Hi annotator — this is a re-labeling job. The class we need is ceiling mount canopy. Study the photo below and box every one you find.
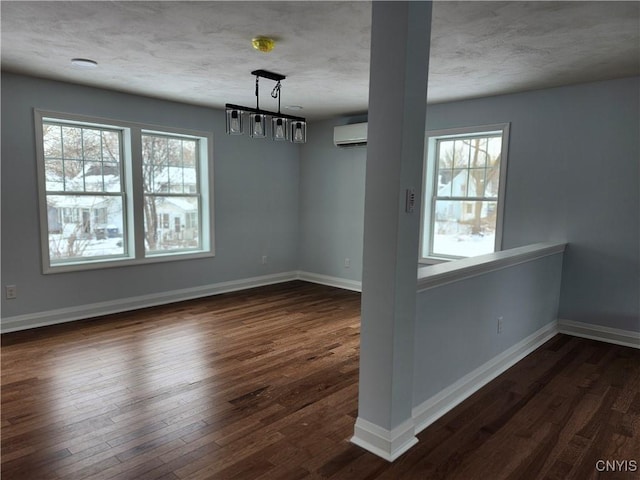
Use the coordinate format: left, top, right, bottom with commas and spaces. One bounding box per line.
251, 36, 276, 53
225, 69, 307, 143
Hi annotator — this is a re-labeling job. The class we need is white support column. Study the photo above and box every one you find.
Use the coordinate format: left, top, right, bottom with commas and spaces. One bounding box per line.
351, 1, 432, 462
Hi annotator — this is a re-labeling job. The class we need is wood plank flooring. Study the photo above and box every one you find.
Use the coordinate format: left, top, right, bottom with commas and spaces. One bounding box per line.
2, 281, 639, 479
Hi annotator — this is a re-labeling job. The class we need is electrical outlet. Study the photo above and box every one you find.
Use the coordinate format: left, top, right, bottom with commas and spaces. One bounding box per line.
497, 316, 504, 334
5, 285, 17, 300
261, 255, 268, 265
344, 258, 351, 268
405, 188, 416, 213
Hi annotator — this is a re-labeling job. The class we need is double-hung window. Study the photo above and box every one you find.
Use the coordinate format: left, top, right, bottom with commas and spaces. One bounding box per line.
421, 124, 509, 261
35, 110, 214, 272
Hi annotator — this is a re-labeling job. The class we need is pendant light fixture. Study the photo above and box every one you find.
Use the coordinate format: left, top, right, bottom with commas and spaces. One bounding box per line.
291, 121, 307, 144
225, 108, 244, 135
250, 113, 267, 138
272, 117, 288, 141
225, 70, 306, 143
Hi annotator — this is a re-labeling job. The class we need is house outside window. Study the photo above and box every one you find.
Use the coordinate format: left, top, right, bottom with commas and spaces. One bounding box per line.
35, 110, 214, 273
421, 123, 509, 261
141, 133, 201, 255
40, 121, 126, 261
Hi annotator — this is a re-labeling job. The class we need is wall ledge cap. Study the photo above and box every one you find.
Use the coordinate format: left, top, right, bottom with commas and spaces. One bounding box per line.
417, 242, 567, 292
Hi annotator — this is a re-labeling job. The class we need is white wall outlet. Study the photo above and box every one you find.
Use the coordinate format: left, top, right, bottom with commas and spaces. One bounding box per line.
344, 258, 351, 268
261, 255, 268, 264
497, 316, 504, 334
5, 285, 17, 300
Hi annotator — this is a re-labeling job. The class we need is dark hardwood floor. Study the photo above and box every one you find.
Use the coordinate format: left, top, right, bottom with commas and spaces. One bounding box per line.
2, 281, 638, 479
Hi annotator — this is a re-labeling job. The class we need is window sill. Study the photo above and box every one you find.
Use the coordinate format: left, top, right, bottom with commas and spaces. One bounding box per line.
44, 250, 215, 274
419, 256, 452, 266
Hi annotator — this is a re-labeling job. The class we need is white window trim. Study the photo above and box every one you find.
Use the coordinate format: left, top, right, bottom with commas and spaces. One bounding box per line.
34, 109, 215, 274
419, 123, 510, 263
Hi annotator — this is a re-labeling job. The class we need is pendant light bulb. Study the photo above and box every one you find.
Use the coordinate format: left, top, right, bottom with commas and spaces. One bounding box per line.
254, 115, 263, 135
230, 112, 240, 131
225, 108, 244, 135
272, 117, 288, 141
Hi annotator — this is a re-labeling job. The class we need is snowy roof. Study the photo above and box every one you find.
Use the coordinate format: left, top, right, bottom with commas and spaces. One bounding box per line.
152, 167, 197, 185
160, 197, 197, 212
47, 195, 110, 209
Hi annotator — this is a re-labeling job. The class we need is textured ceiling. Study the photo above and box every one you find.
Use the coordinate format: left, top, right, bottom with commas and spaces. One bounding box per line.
1, 1, 638, 120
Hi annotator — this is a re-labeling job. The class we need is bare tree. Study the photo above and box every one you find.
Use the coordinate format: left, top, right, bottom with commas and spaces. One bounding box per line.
462, 138, 500, 234
436, 137, 501, 235
43, 124, 124, 259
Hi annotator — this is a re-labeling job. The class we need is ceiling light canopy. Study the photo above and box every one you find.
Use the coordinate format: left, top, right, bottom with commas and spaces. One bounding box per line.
71, 58, 98, 68
225, 70, 307, 143
251, 36, 276, 53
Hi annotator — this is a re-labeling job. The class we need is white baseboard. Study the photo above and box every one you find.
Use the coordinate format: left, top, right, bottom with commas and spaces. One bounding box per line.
351, 417, 418, 462
1, 272, 297, 333
412, 320, 558, 434
558, 319, 639, 349
296, 271, 362, 292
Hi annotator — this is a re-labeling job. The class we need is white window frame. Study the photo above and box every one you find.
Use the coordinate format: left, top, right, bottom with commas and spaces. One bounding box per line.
420, 123, 509, 263
35, 109, 215, 273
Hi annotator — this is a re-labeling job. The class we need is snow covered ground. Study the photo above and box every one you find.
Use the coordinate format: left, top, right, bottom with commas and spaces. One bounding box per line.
432, 233, 495, 258
49, 235, 124, 260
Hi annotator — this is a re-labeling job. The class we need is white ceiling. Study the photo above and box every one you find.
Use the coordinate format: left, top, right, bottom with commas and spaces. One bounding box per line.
1, 1, 638, 121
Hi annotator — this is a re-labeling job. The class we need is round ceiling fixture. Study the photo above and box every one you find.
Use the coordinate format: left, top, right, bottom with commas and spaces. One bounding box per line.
71, 58, 98, 68
251, 37, 276, 53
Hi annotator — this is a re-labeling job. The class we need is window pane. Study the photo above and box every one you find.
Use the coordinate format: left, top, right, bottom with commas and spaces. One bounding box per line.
453, 140, 470, 168
437, 168, 453, 197
167, 166, 184, 193
468, 137, 488, 167
438, 140, 455, 170
84, 162, 103, 192
44, 124, 123, 196
102, 131, 120, 162
142, 136, 164, 194
432, 200, 497, 257
468, 168, 486, 197
183, 140, 196, 167
62, 126, 82, 160
102, 163, 121, 192
63, 160, 84, 191
142, 135, 169, 167
144, 195, 200, 254
485, 166, 500, 197
168, 138, 183, 166
47, 194, 125, 262
487, 137, 502, 163
45, 160, 64, 191
43, 124, 62, 158
449, 168, 467, 197
83, 129, 102, 160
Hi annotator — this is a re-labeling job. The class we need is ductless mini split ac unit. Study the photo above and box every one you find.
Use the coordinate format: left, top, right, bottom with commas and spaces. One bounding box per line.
333, 122, 368, 147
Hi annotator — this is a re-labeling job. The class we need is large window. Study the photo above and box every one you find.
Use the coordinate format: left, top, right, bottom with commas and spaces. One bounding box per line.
35, 111, 213, 272
421, 124, 509, 260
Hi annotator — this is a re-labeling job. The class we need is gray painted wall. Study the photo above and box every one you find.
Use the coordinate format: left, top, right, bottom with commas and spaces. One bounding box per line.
298, 116, 367, 282
1, 73, 300, 318
413, 252, 563, 406
299, 77, 640, 332
427, 77, 639, 332
2, 74, 638, 333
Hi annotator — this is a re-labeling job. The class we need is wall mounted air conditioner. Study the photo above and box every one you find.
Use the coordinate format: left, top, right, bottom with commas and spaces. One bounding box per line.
333, 122, 368, 147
